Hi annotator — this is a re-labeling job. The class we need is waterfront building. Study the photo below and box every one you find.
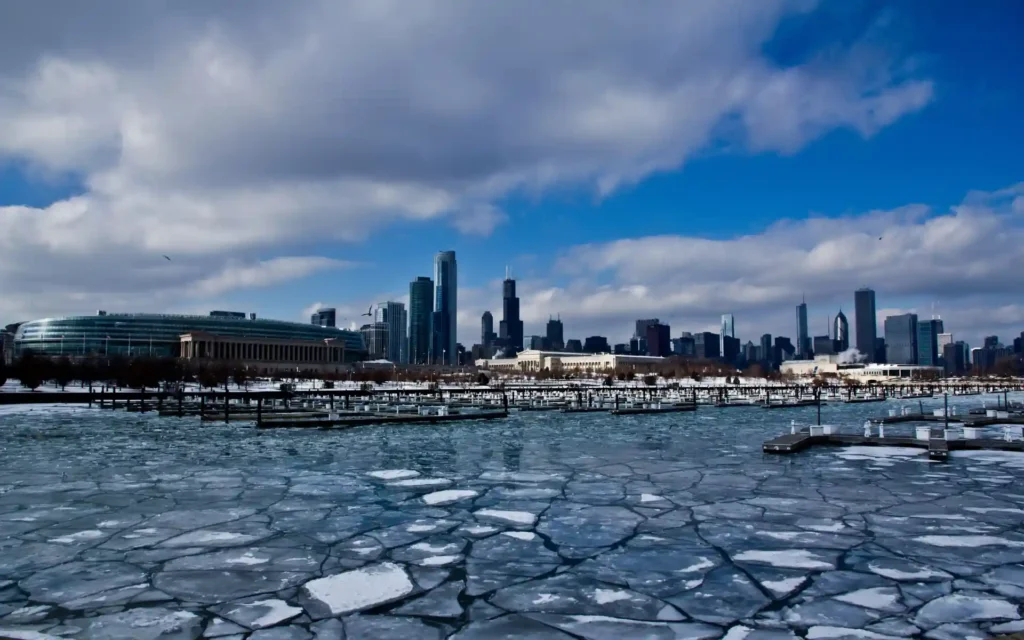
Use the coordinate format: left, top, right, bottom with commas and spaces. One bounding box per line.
376, 302, 408, 364
854, 288, 877, 359
545, 316, 564, 351
477, 349, 665, 373
499, 271, 524, 353
916, 319, 944, 367
645, 322, 671, 357
796, 301, 810, 358
884, 313, 918, 365
433, 251, 458, 365
408, 277, 434, 365
310, 308, 336, 328
14, 311, 366, 361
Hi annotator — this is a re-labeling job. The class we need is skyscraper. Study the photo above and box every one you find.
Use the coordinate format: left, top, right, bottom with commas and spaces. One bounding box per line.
833, 310, 849, 352
883, 313, 918, 365
720, 314, 735, 356
310, 308, 336, 328
546, 316, 564, 351
854, 288, 877, 360
796, 301, 809, 358
499, 270, 524, 353
760, 333, 773, 364
481, 311, 495, 347
917, 319, 944, 367
433, 251, 458, 365
635, 319, 660, 340
376, 301, 408, 364
646, 322, 671, 357
408, 277, 433, 365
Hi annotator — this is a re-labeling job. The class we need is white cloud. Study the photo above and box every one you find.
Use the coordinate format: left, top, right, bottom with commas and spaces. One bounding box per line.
0, 2, 933, 323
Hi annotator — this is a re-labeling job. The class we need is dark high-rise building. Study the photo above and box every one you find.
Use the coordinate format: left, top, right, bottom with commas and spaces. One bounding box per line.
694, 332, 720, 359
546, 316, 564, 351
433, 251, 458, 365
833, 310, 849, 352
796, 301, 810, 358
646, 322, 671, 357
1014, 332, 1024, 355
884, 313, 918, 365
583, 336, 610, 354
613, 343, 629, 355
499, 272, 524, 353
720, 314, 736, 356
916, 319, 944, 367
408, 277, 434, 365
854, 288, 877, 359
565, 339, 583, 353
529, 335, 548, 351
629, 336, 647, 355
743, 341, 757, 364
722, 335, 740, 364
376, 301, 407, 364
759, 334, 773, 363
310, 308, 336, 328
635, 319, 660, 339
874, 337, 887, 364
943, 341, 966, 376
481, 311, 494, 347
813, 335, 835, 356
774, 336, 795, 360
431, 310, 446, 364
675, 332, 696, 357
984, 335, 999, 349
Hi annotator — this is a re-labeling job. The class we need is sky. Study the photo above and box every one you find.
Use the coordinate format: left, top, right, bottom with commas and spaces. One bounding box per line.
1, 1, 1023, 349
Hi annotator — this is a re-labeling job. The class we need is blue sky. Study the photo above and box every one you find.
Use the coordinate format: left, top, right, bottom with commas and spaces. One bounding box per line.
1, 1, 1022, 347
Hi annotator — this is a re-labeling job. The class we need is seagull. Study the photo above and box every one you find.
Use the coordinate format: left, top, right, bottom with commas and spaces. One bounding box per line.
361, 305, 372, 317
878, 237, 882, 241
162, 255, 172, 261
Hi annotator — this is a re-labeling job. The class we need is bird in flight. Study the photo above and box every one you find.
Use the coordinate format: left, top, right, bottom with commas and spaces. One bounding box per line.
162, 255, 172, 261
361, 305, 373, 317
878, 237, 882, 241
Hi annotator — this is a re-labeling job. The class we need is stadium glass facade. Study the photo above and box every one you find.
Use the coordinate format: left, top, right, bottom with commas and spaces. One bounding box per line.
14, 313, 367, 361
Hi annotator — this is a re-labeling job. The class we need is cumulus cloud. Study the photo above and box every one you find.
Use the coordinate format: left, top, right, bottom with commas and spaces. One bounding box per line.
0, 1, 933, 323
455, 186, 1024, 347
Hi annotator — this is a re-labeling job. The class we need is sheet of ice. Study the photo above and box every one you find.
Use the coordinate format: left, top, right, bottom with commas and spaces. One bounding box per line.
721, 626, 753, 640
50, 530, 106, 544
422, 489, 479, 505
640, 493, 666, 503
161, 531, 260, 547
415, 554, 462, 567
951, 450, 1024, 468
0, 631, 65, 640
867, 563, 950, 582
367, 470, 420, 480
734, 550, 834, 570
389, 477, 452, 488
806, 627, 902, 639
474, 508, 538, 525
763, 578, 806, 597
965, 507, 1024, 515
221, 599, 302, 629
915, 594, 1019, 627
914, 535, 1024, 548
301, 562, 415, 617
593, 588, 634, 604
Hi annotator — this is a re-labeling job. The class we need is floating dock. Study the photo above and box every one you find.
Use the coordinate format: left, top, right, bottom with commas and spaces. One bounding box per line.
258, 410, 510, 429
763, 430, 1024, 460
610, 403, 697, 415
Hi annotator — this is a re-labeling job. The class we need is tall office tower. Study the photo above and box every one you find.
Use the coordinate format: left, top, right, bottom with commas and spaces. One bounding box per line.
917, 319, 944, 367
583, 336, 610, 354
635, 319, 660, 339
944, 341, 966, 375
796, 300, 810, 358
498, 270, 524, 353
720, 314, 735, 355
937, 332, 954, 353
694, 332, 721, 359
545, 316, 564, 351
310, 308, 336, 328
645, 322, 671, 357
854, 288, 877, 359
408, 276, 434, 365
376, 302, 408, 364
883, 313, 918, 365
360, 322, 389, 360
433, 251, 458, 365
760, 334, 773, 363
833, 310, 849, 352
481, 311, 494, 347
565, 339, 583, 353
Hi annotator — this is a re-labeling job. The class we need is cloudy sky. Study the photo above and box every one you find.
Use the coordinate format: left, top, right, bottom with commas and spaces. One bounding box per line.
1, 1, 1022, 348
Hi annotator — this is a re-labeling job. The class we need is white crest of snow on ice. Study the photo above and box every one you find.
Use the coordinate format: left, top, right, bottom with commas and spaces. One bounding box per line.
733, 549, 834, 570
224, 552, 270, 566
834, 587, 899, 610
761, 531, 807, 541
406, 523, 440, 533
422, 489, 478, 505
232, 599, 303, 629
721, 625, 753, 640
678, 557, 716, 574
367, 469, 420, 480
0, 630, 67, 640
806, 627, 902, 639
301, 562, 414, 616
415, 555, 462, 567
390, 478, 452, 488
762, 577, 805, 596
867, 563, 950, 581
834, 446, 926, 461
593, 588, 634, 604
50, 530, 105, 544
801, 522, 848, 532
914, 535, 1024, 548
474, 508, 537, 525
502, 531, 537, 541
639, 493, 666, 503
965, 507, 1024, 515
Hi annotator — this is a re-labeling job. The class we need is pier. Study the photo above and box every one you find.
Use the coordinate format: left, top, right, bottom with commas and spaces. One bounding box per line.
763, 425, 1024, 460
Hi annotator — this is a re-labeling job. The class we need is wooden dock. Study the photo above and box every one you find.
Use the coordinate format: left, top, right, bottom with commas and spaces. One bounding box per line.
610, 403, 697, 415
258, 410, 509, 429
844, 396, 887, 404
763, 400, 819, 410
763, 431, 1024, 459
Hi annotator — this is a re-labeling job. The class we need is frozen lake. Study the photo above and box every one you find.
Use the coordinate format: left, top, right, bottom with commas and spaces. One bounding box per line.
1, 395, 1023, 639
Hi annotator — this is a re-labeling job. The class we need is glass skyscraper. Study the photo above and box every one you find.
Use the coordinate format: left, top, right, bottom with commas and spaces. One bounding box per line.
720, 314, 735, 356
499, 274, 524, 353
796, 302, 809, 358
884, 313, 918, 365
833, 309, 849, 352
408, 277, 433, 365
433, 251, 458, 365
376, 301, 408, 364
917, 319, 944, 366
854, 288, 877, 360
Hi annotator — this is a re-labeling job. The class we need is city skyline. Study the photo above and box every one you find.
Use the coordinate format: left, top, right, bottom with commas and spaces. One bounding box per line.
1, 4, 1022, 352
